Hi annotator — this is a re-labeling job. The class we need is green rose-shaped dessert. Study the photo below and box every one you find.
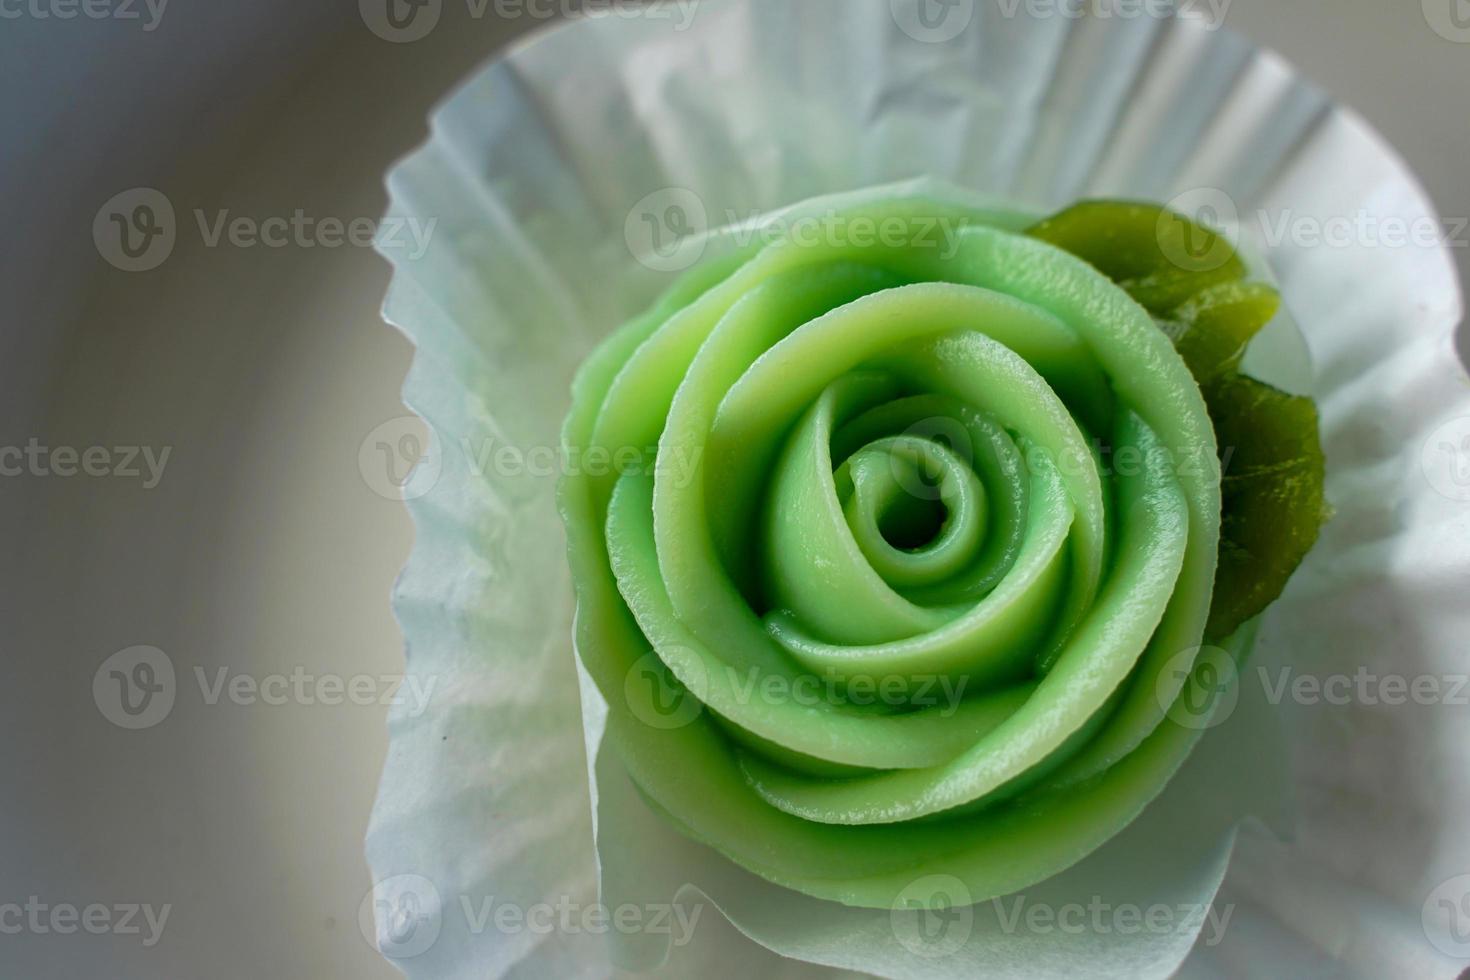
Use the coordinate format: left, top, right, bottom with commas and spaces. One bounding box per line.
559, 184, 1325, 908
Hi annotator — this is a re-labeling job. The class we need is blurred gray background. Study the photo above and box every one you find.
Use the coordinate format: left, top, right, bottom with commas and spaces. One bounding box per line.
0, 1, 1465, 977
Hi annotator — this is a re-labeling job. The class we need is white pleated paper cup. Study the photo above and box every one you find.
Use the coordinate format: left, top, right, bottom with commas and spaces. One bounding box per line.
364, 2, 1470, 977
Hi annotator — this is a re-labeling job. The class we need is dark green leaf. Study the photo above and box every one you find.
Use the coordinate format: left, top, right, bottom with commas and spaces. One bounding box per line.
1028, 201, 1327, 640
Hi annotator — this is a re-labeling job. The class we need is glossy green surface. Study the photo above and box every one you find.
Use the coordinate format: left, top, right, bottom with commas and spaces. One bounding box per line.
559, 187, 1319, 908
1030, 202, 1328, 639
